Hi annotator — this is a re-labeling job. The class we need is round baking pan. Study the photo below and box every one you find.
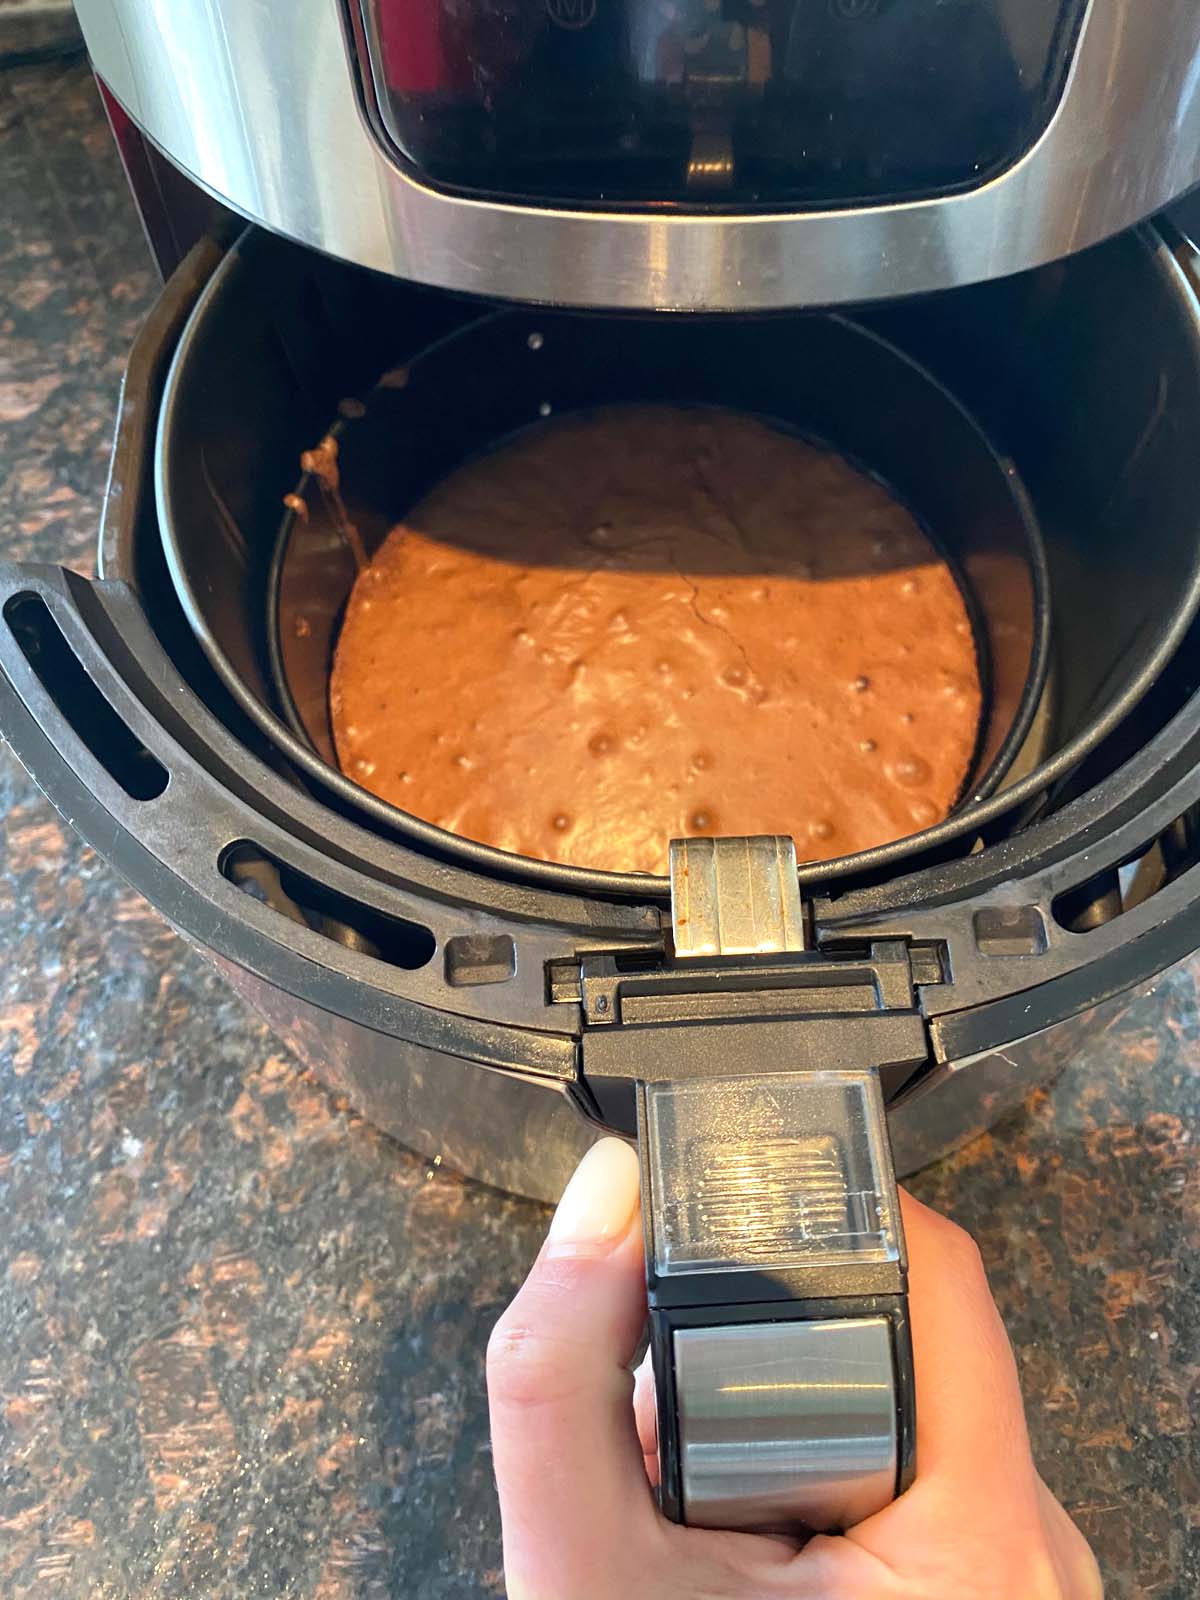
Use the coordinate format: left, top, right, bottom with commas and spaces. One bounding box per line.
262, 309, 1048, 825
158, 258, 1051, 882
154, 226, 1200, 900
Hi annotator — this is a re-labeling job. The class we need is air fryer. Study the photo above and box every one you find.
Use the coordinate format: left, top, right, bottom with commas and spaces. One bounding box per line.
4, 0, 1200, 1540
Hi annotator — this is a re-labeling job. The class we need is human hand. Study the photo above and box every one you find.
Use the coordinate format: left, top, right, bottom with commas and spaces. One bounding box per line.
487, 1138, 1102, 1599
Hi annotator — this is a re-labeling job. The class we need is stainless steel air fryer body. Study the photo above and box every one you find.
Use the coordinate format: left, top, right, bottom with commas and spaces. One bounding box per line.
75, 0, 1200, 310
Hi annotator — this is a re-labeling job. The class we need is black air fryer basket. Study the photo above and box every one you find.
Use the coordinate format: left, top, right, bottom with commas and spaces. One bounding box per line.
4, 219, 1200, 1205
152, 226, 1200, 899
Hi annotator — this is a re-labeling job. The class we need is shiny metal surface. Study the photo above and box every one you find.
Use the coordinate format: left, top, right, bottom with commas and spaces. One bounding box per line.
674, 1316, 898, 1530
669, 835, 806, 958
888, 973, 1163, 1176
210, 952, 598, 1204
76, 0, 1200, 309
216, 944, 1171, 1202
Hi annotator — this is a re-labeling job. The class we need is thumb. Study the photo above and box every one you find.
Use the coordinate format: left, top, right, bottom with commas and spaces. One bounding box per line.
487, 1138, 659, 1599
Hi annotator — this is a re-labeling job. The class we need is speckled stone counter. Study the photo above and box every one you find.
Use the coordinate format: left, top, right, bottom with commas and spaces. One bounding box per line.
0, 57, 1197, 1600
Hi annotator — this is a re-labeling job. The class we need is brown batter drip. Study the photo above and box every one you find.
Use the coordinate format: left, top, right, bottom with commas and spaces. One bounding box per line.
331, 406, 982, 875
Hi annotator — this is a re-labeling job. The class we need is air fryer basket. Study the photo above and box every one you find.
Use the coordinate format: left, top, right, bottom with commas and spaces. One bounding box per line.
153, 226, 1200, 900
6, 219, 1200, 1206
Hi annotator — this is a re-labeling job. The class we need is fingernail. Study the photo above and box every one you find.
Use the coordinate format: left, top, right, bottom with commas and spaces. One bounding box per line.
547, 1137, 640, 1256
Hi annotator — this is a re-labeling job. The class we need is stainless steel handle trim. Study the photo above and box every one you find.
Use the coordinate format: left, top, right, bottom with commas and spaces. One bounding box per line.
673, 1315, 898, 1532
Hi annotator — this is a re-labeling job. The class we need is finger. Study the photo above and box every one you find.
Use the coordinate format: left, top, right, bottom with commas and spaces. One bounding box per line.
849, 1189, 1044, 1560
632, 1348, 660, 1486
898, 1191, 1037, 1492
487, 1139, 660, 1598
1036, 1476, 1104, 1600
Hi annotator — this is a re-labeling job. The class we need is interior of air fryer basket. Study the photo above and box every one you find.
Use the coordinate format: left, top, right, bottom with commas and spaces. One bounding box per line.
141, 225, 1200, 900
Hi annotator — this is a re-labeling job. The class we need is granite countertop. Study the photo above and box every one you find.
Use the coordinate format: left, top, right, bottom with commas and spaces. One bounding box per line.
0, 56, 1196, 1600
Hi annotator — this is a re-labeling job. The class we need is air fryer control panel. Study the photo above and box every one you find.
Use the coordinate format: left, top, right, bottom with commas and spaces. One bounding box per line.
353, 0, 1087, 208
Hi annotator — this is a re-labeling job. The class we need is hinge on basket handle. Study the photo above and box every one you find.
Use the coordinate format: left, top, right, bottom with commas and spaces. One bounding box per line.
571, 831, 929, 1104
628, 836, 917, 1534
669, 834, 808, 957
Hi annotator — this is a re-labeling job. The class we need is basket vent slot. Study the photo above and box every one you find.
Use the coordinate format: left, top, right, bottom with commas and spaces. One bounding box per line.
4, 592, 168, 802
1052, 804, 1200, 933
222, 841, 435, 970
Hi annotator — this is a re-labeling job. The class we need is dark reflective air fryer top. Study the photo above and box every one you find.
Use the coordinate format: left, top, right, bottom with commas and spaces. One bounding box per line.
354, 0, 1088, 207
